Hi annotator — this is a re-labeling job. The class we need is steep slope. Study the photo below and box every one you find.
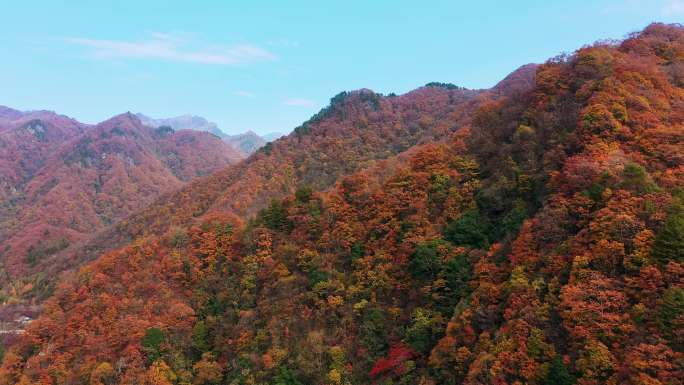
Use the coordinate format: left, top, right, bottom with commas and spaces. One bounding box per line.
492, 63, 539, 96
0, 108, 87, 203
3, 23, 683, 385
62, 85, 495, 277
0, 112, 243, 300
0, 106, 24, 123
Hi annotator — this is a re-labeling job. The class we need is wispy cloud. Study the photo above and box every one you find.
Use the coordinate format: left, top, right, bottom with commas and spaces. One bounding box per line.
283, 98, 316, 107
663, 0, 684, 14
234, 90, 255, 98
603, 0, 684, 16
66, 33, 276, 65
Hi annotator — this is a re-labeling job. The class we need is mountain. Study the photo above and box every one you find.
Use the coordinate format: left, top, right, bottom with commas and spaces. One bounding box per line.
491, 63, 539, 95
3, 23, 683, 385
0, 106, 23, 122
223, 130, 266, 154
0, 65, 535, 313
0, 108, 87, 203
0, 111, 243, 302
57, 84, 497, 282
135, 113, 227, 139
136, 113, 279, 154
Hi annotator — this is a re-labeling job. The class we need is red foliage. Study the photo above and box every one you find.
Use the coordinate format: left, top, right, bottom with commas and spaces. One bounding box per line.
369, 343, 417, 378
3, 22, 684, 385
0, 111, 241, 303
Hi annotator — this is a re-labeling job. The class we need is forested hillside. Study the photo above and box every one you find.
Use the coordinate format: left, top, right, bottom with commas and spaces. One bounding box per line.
3, 22, 684, 385
0, 112, 243, 304
60, 83, 497, 278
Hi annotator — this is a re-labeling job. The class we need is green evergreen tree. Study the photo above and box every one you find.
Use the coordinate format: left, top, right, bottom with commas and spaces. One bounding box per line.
543, 355, 575, 385
652, 204, 684, 264
409, 240, 444, 281
141, 327, 165, 364
658, 288, 684, 342
192, 321, 210, 354
272, 367, 303, 385
260, 200, 293, 232
444, 210, 490, 249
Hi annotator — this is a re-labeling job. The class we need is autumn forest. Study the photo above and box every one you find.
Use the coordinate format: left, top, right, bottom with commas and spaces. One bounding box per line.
1, 20, 684, 385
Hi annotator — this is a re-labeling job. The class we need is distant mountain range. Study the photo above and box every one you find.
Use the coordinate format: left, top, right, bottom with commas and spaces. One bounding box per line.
0, 108, 243, 289
136, 113, 283, 154
135, 113, 225, 138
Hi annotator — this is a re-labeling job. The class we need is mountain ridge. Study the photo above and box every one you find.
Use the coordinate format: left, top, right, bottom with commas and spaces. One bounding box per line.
1, 23, 683, 385
57, 82, 500, 280
0, 109, 243, 294
136, 112, 284, 155
32, 63, 540, 295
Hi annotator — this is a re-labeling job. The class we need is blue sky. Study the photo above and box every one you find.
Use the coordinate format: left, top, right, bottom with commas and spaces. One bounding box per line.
0, 1, 682, 135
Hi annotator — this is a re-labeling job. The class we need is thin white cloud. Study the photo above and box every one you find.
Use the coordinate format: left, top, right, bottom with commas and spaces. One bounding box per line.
235, 90, 255, 98
283, 98, 316, 107
603, 0, 684, 16
66, 33, 276, 65
663, 0, 684, 14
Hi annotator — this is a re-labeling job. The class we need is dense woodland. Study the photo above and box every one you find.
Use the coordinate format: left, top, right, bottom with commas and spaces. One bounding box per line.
1, 23, 684, 385
0, 112, 243, 304
57, 82, 491, 287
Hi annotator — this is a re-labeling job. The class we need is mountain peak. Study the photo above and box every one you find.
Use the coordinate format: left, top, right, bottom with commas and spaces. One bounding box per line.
136, 113, 225, 138
136, 113, 279, 154
101, 111, 144, 129
492, 63, 539, 95
223, 130, 266, 154
0, 105, 23, 119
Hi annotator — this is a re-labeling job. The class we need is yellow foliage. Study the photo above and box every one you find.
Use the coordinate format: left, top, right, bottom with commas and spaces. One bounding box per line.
327, 295, 344, 308
144, 361, 177, 385
327, 368, 342, 384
